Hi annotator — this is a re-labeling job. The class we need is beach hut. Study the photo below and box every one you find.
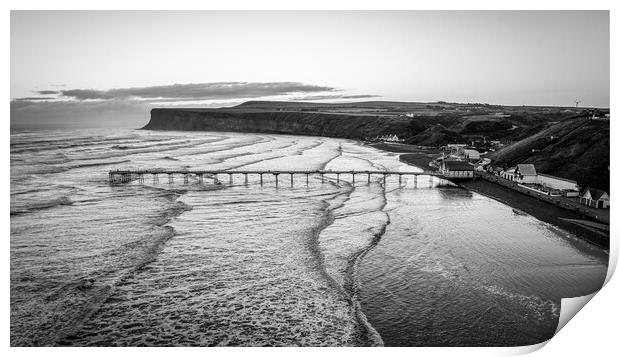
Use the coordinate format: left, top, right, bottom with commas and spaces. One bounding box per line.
580, 187, 610, 209
502, 167, 516, 181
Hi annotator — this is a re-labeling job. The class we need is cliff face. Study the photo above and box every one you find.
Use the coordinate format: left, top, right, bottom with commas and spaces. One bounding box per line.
143, 108, 410, 139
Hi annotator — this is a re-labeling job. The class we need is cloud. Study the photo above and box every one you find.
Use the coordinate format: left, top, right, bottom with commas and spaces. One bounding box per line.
35, 90, 60, 95
57, 82, 339, 101
11, 81, 378, 128
14, 96, 58, 101
61, 89, 111, 100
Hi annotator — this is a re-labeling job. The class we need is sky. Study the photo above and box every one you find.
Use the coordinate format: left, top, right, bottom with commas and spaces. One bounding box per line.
10, 11, 610, 128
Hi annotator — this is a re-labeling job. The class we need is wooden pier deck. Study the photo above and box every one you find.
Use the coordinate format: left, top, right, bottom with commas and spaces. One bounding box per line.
108, 169, 445, 186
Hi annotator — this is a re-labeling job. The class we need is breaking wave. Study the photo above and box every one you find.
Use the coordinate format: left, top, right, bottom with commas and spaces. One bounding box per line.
11, 196, 74, 215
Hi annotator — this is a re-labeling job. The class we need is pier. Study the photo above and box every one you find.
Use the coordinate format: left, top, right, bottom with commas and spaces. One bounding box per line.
108, 169, 446, 186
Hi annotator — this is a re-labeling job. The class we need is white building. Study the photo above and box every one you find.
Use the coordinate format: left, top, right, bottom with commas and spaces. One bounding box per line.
462, 149, 480, 161
440, 160, 474, 179
514, 164, 537, 184
502, 167, 516, 181
537, 173, 579, 191
446, 144, 467, 151
580, 187, 610, 209
376, 134, 402, 142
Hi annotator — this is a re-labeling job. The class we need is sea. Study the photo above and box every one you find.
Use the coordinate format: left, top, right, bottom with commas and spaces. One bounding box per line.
10, 128, 608, 346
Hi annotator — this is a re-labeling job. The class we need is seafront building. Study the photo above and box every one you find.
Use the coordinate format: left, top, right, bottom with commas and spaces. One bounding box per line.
580, 187, 610, 208
514, 164, 538, 184
444, 145, 480, 162
501, 167, 516, 181
439, 160, 474, 178
462, 149, 481, 161
494, 164, 580, 197
537, 173, 580, 192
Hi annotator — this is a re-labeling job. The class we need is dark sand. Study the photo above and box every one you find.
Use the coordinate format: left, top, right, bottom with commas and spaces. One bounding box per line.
460, 179, 609, 249
371, 142, 609, 250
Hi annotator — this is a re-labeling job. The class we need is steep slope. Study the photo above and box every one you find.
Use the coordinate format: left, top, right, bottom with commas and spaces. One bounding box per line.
405, 124, 464, 146
488, 118, 610, 191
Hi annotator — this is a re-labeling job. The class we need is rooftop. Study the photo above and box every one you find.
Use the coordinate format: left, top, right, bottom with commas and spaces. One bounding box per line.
582, 187, 609, 201
443, 160, 474, 171
516, 164, 537, 176
538, 172, 578, 184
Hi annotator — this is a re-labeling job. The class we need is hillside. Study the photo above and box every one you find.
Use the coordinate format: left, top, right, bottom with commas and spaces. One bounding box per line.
488, 118, 610, 192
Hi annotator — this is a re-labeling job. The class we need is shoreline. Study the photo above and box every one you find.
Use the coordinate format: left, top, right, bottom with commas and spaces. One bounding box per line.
370, 142, 609, 250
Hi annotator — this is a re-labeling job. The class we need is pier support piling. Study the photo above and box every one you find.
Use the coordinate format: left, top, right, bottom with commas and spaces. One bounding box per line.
108, 170, 442, 188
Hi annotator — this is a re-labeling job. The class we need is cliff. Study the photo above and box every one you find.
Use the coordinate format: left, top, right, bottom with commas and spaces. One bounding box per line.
143, 108, 411, 139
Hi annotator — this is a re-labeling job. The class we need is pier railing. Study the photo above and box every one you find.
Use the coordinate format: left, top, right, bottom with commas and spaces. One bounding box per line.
108, 169, 443, 186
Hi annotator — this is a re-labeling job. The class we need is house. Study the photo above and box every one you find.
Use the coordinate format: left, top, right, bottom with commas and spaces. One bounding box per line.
489, 166, 503, 176
514, 164, 537, 184
439, 160, 474, 179
537, 173, 579, 191
446, 144, 467, 151
462, 149, 480, 161
375, 134, 402, 142
580, 187, 610, 209
502, 167, 516, 181
490, 140, 503, 148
